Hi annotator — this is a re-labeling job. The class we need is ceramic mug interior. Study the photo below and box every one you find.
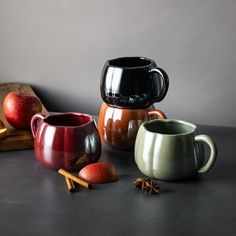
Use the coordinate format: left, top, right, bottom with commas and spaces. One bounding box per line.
44, 113, 92, 127
143, 120, 196, 135
108, 57, 153, 68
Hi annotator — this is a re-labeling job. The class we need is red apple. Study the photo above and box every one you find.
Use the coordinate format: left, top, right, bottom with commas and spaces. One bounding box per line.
78, 162, 118, 184
3, 92, 42, 129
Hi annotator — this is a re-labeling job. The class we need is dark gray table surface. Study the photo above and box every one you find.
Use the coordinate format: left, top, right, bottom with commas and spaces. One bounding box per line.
0, 124, 236, 236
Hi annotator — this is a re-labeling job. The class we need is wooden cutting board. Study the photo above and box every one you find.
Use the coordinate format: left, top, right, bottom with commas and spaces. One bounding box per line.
0, 82, 48, 151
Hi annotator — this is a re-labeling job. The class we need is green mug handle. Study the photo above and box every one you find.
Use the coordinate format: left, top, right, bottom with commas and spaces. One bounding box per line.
194, 134, 217, 173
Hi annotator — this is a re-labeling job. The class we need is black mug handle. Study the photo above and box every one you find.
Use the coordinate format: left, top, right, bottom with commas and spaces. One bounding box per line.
150, 67, 169, 103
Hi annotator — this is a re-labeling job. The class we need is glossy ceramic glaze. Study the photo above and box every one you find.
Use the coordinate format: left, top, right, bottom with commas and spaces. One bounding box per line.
31, 113, 101, 171
135, 119, 217, 181
98, 102, 167, 150
100, 57, 169, 108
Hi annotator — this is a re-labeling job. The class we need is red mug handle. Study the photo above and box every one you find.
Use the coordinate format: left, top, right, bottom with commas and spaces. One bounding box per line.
147, 109, 167, 120
31, 113, 45, 138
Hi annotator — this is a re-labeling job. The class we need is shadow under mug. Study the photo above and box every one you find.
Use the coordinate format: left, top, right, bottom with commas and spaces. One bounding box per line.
100, 57, 169, 109
135, 119, 217, 181
98, 102, 167, 150
31, 112, 101, 171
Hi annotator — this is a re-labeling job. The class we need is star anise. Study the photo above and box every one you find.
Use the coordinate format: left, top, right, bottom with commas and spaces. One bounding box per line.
133, 178, 160, 194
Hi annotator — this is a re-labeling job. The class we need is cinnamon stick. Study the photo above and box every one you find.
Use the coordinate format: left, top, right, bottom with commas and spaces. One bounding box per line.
58, 169, 92, 189
65, 177, 75, 193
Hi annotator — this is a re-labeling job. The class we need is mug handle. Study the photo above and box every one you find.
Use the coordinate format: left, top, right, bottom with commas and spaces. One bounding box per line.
150, 67, 169, 103
147, 109, 167, 119
31, 113, 45, 138
194, 134, 217, 173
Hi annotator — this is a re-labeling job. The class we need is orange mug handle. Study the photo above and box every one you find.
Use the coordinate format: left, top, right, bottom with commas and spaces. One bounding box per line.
31, 113, 46, 138
147, 109, 167, 120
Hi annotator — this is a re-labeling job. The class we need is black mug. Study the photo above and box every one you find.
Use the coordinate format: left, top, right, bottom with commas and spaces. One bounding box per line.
100, 57, 169, 109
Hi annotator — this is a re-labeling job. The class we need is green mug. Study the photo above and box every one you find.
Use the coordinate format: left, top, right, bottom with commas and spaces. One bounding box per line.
134, 119, 217, 181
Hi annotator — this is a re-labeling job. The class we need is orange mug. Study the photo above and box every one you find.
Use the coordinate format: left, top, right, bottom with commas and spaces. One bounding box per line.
98, 102, 167, 150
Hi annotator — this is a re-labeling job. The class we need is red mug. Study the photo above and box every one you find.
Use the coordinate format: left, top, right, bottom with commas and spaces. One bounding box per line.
31, 112, 101, 171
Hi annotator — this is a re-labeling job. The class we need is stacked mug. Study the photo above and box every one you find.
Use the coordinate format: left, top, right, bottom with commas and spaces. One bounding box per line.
98, 57, 169, 150
98, 56, 217, 180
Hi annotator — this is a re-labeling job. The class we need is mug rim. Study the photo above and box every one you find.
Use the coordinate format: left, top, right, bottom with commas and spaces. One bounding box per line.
142, 119, 197, 136
106, 56, 155, 69
43, 112, 94, 129
101, 102, 155, 111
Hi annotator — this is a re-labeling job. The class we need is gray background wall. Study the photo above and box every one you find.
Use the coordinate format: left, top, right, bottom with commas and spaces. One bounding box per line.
0, 0, 235, 127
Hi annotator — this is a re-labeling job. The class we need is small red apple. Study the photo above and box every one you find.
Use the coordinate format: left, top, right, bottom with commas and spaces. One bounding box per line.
78, 162, 118, 184
3, 92, 42, 129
